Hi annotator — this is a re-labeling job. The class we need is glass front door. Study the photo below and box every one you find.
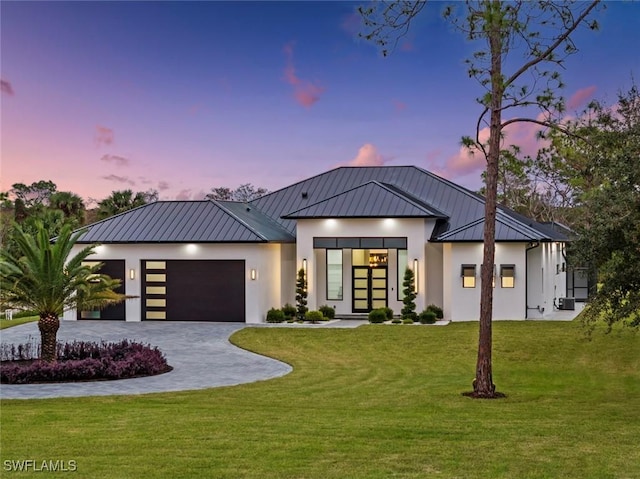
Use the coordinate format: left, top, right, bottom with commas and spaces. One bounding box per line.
352, 266, 388, 312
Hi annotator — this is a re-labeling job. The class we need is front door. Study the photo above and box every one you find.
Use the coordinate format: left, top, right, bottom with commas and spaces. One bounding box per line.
352, 266, 387, 313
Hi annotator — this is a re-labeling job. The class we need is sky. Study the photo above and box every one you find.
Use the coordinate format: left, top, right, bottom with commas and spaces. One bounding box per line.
1, 1, 639, 205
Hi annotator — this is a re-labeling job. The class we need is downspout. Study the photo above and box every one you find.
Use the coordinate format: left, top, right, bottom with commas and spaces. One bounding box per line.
525, 241, 540, 319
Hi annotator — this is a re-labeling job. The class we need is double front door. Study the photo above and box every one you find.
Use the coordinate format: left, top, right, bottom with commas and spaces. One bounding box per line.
352, 266, 388, 313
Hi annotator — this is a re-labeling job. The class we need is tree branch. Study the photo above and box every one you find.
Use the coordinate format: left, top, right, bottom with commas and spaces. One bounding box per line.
504, 1, 600, 90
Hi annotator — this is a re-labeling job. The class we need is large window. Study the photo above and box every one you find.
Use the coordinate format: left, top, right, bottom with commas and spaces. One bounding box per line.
327, 249, 343, 300
397, 249, 408, 300
461, 264, 476, 288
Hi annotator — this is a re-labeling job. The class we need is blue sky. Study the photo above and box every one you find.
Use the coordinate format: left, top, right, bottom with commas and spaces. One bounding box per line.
1, 1, 638, 204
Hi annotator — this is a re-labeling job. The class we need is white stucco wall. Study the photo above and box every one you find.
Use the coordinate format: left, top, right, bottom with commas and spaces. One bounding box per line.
62, 242, 287, 324
442, 242, 527, 321
295, 218, 434, 315
527, 241, 567, 318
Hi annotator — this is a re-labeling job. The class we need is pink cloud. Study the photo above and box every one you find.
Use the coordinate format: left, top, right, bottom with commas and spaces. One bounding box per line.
567, 85, 597, 111
175, 189, 193, 200
95, 126, 114, 146
1, 79, 14, 96
283, 42, 325, 108
101, 174, 135, 186
347, 144, 390, 167
340, 12, 361, 37
158, 181, 170, 191
399, 40, 415, 52
100, 154, 129, 167
392, 99, 407, 112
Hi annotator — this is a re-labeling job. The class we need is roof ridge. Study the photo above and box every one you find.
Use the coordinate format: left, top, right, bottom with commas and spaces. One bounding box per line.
213, 200, 269, 241
218, 200, 294, 240
379, 182, 448, 218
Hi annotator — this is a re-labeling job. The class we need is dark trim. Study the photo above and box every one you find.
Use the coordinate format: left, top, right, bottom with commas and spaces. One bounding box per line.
313, 237, 407, 249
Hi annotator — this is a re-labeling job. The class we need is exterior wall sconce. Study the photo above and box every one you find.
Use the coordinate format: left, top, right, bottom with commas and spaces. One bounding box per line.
413, 259, 419, 293
302, 258, 307, 275
129, 269, 136, 280
250, 269, 257, 281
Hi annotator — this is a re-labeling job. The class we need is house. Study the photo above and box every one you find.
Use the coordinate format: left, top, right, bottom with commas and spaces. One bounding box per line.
63, 166, 571, 323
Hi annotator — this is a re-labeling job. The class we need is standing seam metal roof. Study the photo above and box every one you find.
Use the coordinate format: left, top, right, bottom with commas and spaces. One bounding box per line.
75, 201, 293, 243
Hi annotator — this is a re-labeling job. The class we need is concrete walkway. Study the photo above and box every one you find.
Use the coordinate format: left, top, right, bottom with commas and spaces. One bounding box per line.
0, 321, 296, 400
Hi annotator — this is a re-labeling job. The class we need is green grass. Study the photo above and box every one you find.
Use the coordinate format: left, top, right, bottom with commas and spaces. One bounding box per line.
0, 316, 37, 329
1, 321, 638, 478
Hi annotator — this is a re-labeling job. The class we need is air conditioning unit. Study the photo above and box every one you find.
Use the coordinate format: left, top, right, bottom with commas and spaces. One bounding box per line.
558, 297, 575, 311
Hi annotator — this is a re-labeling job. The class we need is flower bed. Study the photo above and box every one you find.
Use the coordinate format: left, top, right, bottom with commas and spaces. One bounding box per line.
0, 339, 171, 384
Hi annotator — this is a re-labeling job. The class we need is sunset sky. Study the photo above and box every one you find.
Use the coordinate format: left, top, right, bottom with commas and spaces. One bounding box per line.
1, 1, 638, 205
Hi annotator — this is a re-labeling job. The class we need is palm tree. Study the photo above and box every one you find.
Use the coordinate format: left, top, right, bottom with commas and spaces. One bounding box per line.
97, 189, 158, 219
0, 222, 126, 362
49, 191, 86, 225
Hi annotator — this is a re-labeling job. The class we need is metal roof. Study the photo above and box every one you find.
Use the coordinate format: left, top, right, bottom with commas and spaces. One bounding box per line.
282, 181, 448, 219
75, 201, 293, 243
251, 166, 566, 242
76, 166, 568, 244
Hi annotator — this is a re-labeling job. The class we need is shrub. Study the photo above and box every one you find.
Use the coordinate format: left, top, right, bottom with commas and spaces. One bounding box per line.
419, 310, 437, 324
391, 318, 402, 324
0, 339, 170, 384
381, 307, 394, 320
368, 309, 387, 323
401, 267, 417, 321
426, 304, 444, 319
402, 318, 414, 324
266, 308, 285, 323
319, 305, 335, 320
295, 268, 308, 321
282, 303, 297, 320
305, 310, 324, 323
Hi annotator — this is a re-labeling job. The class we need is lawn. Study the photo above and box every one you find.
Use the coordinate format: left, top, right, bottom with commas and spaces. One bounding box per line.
0, 316, 37, 330
0, 321, 638, 478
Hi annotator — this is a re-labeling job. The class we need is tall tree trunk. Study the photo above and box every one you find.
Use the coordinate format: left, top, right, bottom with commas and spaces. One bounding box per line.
38, 313, 60, 363
473, 0, 503, 398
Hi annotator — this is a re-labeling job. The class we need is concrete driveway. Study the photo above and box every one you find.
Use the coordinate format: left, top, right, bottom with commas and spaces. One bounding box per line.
0, 321, 293, 400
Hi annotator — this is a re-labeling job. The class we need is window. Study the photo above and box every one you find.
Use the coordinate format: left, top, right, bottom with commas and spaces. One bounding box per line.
461, 264, 476, 288
398, 249, 408, 300
500, 264, 515, 288
327, 249, 343, 300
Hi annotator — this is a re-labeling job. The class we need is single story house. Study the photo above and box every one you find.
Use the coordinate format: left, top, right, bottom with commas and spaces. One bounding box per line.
64, 166, 572, 323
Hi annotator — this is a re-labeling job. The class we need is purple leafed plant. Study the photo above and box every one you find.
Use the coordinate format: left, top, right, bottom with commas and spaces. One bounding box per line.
0, 339, 171, 384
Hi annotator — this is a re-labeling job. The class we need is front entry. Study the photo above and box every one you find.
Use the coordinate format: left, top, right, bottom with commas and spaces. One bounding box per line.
352, 266, 388, 313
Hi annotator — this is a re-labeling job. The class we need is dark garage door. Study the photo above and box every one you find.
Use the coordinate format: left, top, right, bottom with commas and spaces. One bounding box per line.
78, 260, 126, 320
142, 260, 245, 322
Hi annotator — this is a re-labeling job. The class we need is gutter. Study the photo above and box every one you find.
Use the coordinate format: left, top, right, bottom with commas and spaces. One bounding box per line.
525, 240, 540, 319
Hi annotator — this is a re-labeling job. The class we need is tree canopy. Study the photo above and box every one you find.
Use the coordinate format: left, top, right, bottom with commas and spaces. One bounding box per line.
205, 184, 268, 202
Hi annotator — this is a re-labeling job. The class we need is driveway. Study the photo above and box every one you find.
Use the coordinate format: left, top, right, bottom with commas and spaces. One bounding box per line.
0, 321, 293, 400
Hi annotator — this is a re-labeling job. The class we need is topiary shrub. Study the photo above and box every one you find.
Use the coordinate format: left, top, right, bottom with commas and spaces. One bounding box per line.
381, 307, 394, 320
1, 339, 170, 384
305, 310, 324, 324
266, 307, 285, 323
368, 309, 387, 323
426, 304, 444, 319
401, 267, 417, 321
295, 268, 308, 321
419, 310, 437, 324
282, 303, 297, 320
402, 318, 414, 324
319, 305, 335, 320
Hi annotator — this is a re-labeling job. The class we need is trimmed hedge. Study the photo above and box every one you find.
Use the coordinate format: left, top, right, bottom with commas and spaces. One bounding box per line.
419, 310, 438, 324
0, 339, 171, 384
305, 310, 324, 323
266, 308, 285, 323
318, 305, 335, 320
368, 309, 387, 324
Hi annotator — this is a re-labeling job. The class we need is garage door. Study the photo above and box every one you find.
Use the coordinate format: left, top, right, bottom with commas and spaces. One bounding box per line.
142, 260, 245, 322
78, 260, 126, 320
